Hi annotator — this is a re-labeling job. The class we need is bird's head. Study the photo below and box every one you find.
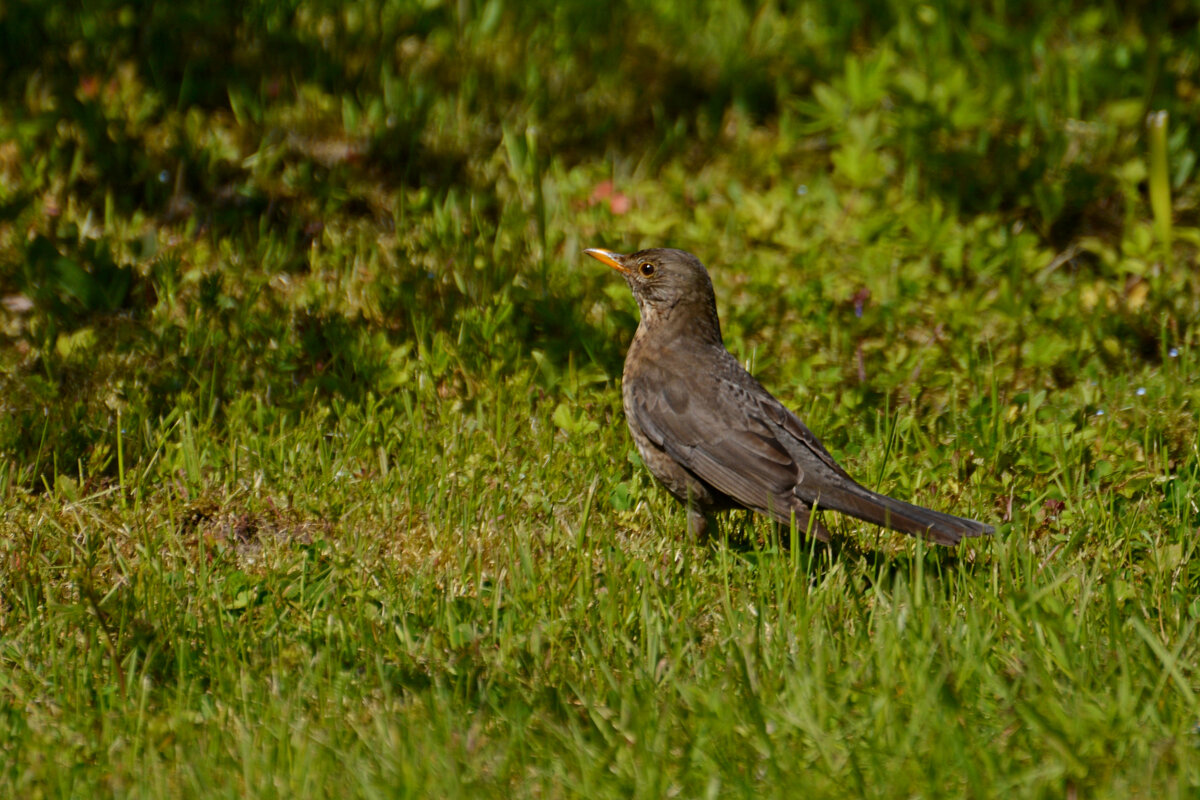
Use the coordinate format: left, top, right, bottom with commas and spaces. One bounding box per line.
584, 247, 722, 341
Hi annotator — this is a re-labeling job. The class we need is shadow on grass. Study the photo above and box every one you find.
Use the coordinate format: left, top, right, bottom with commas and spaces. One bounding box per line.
714, 510, 992, 584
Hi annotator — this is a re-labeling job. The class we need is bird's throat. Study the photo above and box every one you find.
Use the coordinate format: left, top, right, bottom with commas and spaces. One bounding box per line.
635, 296, 724, 349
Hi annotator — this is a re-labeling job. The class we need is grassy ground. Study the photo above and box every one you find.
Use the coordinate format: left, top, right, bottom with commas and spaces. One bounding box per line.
2, 1, 1199, 796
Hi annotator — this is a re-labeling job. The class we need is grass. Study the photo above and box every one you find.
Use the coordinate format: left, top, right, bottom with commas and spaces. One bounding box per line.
2, 1, 1199, 796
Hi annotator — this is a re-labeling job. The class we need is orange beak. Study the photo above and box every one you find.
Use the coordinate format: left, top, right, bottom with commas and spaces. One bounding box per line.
584, 248, 629, 274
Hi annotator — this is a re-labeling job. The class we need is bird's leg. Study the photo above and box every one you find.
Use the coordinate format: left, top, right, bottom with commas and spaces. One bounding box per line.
778, 506, 832, 543
770, 519, 790, 548
687, 508, 717, 541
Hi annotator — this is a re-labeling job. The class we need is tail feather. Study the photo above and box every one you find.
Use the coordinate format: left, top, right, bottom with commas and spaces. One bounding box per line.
810, 482, 993, 546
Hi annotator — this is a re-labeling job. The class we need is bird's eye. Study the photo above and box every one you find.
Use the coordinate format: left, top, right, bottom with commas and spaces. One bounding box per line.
638, 262, 655, 277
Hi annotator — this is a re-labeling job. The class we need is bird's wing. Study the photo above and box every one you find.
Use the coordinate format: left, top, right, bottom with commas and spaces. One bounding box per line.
626, 355, 818, 521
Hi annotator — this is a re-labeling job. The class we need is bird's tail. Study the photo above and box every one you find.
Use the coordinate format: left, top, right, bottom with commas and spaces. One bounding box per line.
815, 481, 993, 546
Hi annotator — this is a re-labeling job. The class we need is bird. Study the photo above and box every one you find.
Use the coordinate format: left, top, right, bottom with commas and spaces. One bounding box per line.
584, 246, 994, 546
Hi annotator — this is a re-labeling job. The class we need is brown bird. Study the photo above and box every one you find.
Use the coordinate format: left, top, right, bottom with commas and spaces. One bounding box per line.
585, 246, 993, 546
